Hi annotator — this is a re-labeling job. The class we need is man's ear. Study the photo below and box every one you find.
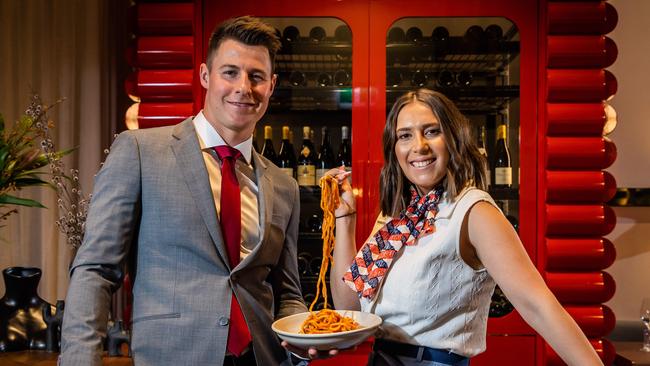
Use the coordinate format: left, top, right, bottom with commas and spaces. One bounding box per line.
199, 63, 209, 88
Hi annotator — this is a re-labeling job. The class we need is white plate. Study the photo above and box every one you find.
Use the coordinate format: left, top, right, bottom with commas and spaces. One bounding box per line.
272, 310, 382, 350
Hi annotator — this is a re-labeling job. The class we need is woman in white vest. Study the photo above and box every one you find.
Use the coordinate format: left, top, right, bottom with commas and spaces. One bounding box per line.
329, 89, 602, 366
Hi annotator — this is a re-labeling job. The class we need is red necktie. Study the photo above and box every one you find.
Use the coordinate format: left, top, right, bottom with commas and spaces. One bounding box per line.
213, 146, 252, 356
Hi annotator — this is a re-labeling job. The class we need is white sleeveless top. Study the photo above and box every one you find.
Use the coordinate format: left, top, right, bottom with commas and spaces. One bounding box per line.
360, 188, 498, 357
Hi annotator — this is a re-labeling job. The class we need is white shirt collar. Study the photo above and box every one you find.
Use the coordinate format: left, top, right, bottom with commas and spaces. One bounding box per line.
193, 110, 253, 164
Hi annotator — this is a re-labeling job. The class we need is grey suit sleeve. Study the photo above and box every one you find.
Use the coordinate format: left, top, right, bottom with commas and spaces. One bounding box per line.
60, 132, 142, 366
272, 180, 309, 320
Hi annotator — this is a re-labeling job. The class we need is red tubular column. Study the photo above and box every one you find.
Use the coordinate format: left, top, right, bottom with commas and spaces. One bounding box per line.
547, 103, 607, 136
546, 238, 616, 271
135, 36, 194, 69
546, 137, 617, 170
137, 3, 194, 35
546, 171, 616, 202
137, 103, 194, 129
544, 1, 619, 364
125, 1, 196, 130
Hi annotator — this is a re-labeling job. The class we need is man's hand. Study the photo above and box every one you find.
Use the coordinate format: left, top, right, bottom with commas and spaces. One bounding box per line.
282, 340, 340, 361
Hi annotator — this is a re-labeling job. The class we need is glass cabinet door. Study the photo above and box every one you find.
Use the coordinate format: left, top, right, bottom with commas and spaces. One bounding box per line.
259, 17, 353, 310
385, 17, 520, 317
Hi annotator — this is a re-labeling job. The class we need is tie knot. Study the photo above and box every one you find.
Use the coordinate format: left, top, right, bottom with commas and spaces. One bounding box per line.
213, 145, 242, 161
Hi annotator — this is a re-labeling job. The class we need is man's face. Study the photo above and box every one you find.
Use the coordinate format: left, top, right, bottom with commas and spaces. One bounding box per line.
200, 38, 277, 145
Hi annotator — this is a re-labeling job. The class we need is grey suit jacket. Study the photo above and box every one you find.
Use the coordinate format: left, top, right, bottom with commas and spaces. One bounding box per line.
60, 118, 307, 365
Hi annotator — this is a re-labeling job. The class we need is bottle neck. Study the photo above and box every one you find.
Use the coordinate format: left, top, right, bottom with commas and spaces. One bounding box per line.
497, 124, 507, 141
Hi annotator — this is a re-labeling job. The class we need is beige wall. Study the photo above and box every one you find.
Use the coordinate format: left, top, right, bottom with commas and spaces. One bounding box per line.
605, 0, 650, 323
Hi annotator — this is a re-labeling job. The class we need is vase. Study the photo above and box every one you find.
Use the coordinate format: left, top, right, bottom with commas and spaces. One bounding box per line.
0, 266, 54, 352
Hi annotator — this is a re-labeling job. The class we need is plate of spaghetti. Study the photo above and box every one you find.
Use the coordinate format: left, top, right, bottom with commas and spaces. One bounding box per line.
271, 309, 381, 350
272, 174, 381, 350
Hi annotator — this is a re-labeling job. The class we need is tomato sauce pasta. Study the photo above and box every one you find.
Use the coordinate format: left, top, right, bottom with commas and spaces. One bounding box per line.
300, 175, 359, 334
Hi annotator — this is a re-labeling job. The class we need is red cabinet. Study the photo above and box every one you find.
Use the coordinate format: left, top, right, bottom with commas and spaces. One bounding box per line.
124, 1, 619, 364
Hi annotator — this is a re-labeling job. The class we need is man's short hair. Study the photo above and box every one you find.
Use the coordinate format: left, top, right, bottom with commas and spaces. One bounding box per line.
206, 16, 281, 72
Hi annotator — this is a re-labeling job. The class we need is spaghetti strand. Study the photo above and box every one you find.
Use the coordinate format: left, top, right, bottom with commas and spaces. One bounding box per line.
300, 174, 359, 334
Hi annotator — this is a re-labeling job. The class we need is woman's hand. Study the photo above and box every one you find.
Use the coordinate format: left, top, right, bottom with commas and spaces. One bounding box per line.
325, 166, 354, 218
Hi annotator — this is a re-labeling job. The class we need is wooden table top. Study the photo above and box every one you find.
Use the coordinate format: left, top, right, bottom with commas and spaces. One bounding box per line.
614, 341, 650, 366
0, 351, 131, 366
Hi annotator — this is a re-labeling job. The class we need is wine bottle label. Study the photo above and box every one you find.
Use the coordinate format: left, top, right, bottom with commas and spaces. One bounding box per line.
301, 146, 311, 157
316, 168, 329, 183
280, 168, 294, 178
495, 167, 512, 185
297, 165, 316, 186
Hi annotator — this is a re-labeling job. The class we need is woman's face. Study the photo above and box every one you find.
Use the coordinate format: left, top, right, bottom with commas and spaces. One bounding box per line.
394, 101, 450, 195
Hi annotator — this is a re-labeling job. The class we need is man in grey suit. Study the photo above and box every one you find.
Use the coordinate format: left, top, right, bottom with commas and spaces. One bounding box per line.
61, 16, 313, 366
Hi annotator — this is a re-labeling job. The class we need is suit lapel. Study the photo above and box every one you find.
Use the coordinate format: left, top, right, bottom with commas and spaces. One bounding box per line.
236, 152, 274, 271
170, 118, 231, 270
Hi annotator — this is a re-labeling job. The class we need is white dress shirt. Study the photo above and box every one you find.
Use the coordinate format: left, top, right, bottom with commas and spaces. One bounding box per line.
193, 111, 260, 261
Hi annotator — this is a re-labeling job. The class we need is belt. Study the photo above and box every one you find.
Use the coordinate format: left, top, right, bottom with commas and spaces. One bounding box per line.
374, 339, 469, 365
223, 349, 256, 366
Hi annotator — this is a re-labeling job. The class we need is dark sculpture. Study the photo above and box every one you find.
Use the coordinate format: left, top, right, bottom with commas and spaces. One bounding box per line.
42, 300, 65, 352
0, 267, 54, 352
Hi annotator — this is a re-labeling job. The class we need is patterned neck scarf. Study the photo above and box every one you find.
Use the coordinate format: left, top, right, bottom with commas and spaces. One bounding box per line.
343, 185, 445, 300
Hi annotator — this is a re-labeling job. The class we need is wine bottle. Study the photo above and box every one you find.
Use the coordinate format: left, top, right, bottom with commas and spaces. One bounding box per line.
411, 70, 428, 87
477, 125, 490, 187
336, 125, 352, 173
297, 126, 317, 186
333, 69, 351, 87
309, 26, 327, 42
387, 71, 403, 87
493, 124, 512, 187
431, 26, 450, 59
261, 125, 277, 164
317, 72, 332, 87
252, 132, 260, 153
316, 127, 335, 183
278, 126, 297, 178
297, 252, 312, 276
289, 70, 306, 87
456, 71, 473, 86
406, 26, 423, 43
437, 70, 455, 87
463, 25, 486, 53
485, 24, 504, 53
282, 25, 300, 43
387, 27, 406, 43
334, 25, 352, 43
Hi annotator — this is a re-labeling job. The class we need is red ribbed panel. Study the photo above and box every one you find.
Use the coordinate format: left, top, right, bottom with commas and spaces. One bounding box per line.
548, 2, 618, 34
546, 272, 615, 303
547, 69, 617, 102
546, 204, 616, 236
545, 338, 615, 366
565, 305, 615, 337
134, 36, 194, 68
547, 36, 617, 68
125, 1, 197, 129
128, 70, 193, 101
137, 3, 194, 35
546, 137, 617, 170
546, 238, 615, 271
545, 2, 618, 364
137, 103, 193, 129
546, 103, 606, 136
546, 171, 616, 202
